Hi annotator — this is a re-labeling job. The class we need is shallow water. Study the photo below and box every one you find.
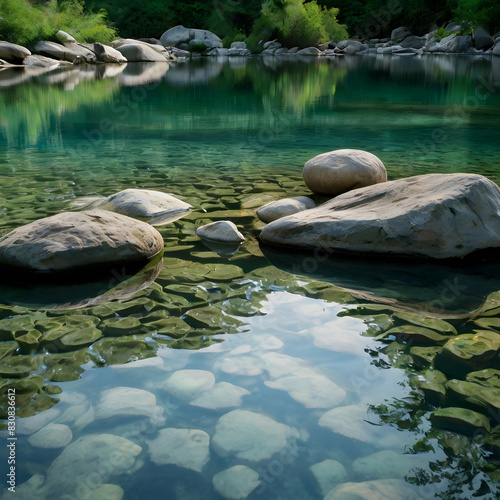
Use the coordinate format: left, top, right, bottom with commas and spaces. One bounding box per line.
1, 55, 500, 499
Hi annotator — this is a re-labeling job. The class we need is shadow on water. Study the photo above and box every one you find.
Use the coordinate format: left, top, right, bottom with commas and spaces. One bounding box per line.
260, 243, 500, 317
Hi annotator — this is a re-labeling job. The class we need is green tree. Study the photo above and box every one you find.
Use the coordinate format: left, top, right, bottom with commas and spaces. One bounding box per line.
449, 0, 500, 34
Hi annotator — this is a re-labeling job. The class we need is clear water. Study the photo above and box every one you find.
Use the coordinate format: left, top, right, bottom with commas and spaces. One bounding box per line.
1, 55, 500, 500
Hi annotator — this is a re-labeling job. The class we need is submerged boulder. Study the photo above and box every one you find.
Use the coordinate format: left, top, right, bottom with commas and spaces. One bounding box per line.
302, 149, 387, 196
90, 188, 192, 225
260, 173, 500, 260
0, 210, 164, 273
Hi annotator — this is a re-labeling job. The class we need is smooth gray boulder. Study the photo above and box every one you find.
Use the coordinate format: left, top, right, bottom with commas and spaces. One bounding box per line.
302, 149, 387, 196
160, 25, 222, 49
230, 41, 247, 50
112, 38, 169, 55
297, 47, 321, 56
88, 43, 127, 63
0, 210, 164, 273
399, 36, 426, 49
23, 55, 62, 68
196, 221, 245, 243
494, 43, 500, 56
391, 27, 411, 43
473, 27, 494, 50
34, 41, 95, 63
115, 43, 168, 62
257, 196, 316, 223
0, 41, 31, 63
90, 188, 192, 225
441, 35, 473, 53
260, 173, 500, 260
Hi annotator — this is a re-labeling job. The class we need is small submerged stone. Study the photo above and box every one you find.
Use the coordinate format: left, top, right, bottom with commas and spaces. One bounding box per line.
147, 428, 210, 472
212, 409, 293, 462
310, 459, 348, 496
325, 478, 423, 500
264, 368, 346, 409
95, 386, 164, 423
318, 405, 374, 443
161, 369, 215, 401
190, 382, 250, 410
212, 465, 260, 500
28, 423, 72, 449
88, 484, 124, 500
219, 356, 263, 376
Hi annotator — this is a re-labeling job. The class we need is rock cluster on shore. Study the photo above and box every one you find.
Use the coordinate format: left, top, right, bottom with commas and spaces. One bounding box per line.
2, 21, 500, 70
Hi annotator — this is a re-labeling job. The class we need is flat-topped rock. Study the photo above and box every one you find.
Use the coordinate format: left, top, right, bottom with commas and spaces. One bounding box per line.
302, 149, 387, 195
260, 173, 500, 260
91, 188, 192, 225
0, 210, 164, 273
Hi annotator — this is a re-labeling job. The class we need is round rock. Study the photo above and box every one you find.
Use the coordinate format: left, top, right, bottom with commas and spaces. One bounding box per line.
196, 221, 245, 243
28, 423, 72, 449
0, 41, 31, 63
148, 428, 210, 472
92, 188, 192, 225
0, 210, 164, 273
212, 409, 292, 461
302, 149, 387, 196
213, 465, 260, 499
257, 196, 316, 223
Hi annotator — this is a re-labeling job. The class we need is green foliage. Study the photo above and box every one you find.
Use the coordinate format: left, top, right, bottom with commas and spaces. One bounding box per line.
0, 0, 117, 47
434, 26, 453, 41
451, 0, 500, 34
254, 0, 348, 48
188, 41, 207, 53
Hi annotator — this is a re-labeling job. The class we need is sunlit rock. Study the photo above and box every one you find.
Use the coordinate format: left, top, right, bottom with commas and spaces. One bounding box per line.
34, 41, 95, 63
115, 43, 168, 62
257, 196, 316, 223
264, 368, 346, 409
190, 382, 250, 410
147, 428, 210, 472
212, 465, 260, 499
28, 423, 72, 449
0, 210, 164, 273
302, 149, 386, 196
196, 220, 245, 243
55, 30, 76, 43
90, 188, 192, 225
0, 41, 31, 63
261, 173, 500, 260
95, 386, 165, 423
310, 459, 348, 496
319, 405, 375, 443
325, 478, 423, 500
212, 409, 293, 461
161, 369, 215, 401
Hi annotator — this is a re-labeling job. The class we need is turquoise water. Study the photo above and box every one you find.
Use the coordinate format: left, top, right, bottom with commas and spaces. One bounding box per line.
1, 55, 500, 499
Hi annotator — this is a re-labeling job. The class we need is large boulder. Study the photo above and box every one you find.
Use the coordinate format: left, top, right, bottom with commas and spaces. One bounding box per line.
473, 27, 494, 50
0, 41, 31, 63
259, 173, 500, 260
391, 27, 411, 43
296, 47, 322, 56
0, 210, 164, 273
90, 188, 192, 225
112, 38, 169, 55
302, 149, 387, 196
160, 25, 222, 49
399, 36, 426, 49
440, 35, 473, 53
34, 41, 95, 63
114, 43, 168, 62
88, 43, 127, 63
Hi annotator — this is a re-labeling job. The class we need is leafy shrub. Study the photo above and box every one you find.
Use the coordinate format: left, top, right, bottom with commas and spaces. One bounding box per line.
253, 0, 348, 49
188, 41, 207, 53
434, 26, 452, 42
0, 0, 117, 48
